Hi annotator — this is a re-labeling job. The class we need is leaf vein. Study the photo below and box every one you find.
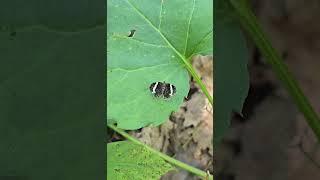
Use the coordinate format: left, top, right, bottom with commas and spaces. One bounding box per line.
126, 0, 186, 61
187, 30, 213, 59
183, 0, 196, 56
111, 34, 169, 48
107, 63, 173, 72
158, 0, 164, 30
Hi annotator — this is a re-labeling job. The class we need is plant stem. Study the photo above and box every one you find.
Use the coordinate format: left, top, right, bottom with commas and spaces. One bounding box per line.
108, 124, 213, 180
229, 0, 320, 141
184, 58, 213, 106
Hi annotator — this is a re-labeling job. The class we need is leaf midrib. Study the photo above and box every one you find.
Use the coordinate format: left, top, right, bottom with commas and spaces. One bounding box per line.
187, 30, 213, 59
125, 0, 213, 105
107, 62, 173, 72
183, 0, 196, 56
111, 34, 169, 48
126, 0, 187, 62
2, 24, 104, 34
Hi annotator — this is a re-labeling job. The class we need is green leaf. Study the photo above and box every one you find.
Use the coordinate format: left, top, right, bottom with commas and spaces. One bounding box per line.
0, 0, 104, 30
0, 12, 104, 180
214, 1, 249, 144
107, 0, 213, 129
107, 141, 174, 180
0, 27, 104, 179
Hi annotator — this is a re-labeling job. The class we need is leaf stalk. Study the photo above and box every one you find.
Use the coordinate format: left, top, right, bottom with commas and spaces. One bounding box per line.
108, 124, 213, 180
229, 0, 320, 141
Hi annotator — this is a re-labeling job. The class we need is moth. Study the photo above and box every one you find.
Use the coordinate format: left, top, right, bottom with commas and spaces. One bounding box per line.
149, 81, 176, 99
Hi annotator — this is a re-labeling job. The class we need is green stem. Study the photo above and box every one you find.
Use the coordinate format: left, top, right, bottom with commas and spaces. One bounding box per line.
184, 57, 213, 106
229, 0, 320, 141
108, 124, 213, 180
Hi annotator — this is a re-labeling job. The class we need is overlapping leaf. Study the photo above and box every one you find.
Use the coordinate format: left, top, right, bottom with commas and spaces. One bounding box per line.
107, 141, 174, 179
214, 0, 249, 144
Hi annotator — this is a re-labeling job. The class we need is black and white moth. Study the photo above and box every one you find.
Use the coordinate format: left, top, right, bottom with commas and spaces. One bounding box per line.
149, 81, 176, 98
149, 82, 164, 97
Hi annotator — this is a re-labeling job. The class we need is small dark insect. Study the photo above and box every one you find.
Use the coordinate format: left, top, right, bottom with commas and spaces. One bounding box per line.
149, 81, 176, 99
128, 29, 136, 37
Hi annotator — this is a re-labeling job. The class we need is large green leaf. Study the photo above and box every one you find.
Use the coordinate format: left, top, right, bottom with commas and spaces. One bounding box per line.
214, 1, 249, 144
107, 0, 213, 129
0, 1, 105, 179
0, 27, 105, 179
0, 0, 104, 30
107, 141, 174, 180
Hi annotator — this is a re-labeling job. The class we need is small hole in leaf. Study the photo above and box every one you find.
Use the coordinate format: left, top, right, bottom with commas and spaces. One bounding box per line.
128, 29, 136, 37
